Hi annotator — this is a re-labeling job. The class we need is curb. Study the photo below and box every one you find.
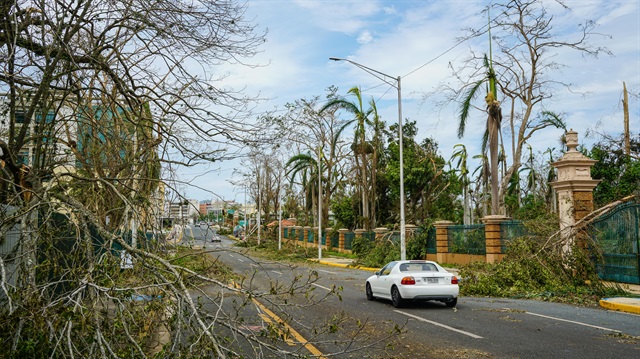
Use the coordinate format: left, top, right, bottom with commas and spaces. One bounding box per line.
599, 298, 640, 315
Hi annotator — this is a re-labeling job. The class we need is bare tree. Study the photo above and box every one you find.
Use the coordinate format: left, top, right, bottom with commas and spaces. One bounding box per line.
269, 89, 352, 229
446, 0, 609, 213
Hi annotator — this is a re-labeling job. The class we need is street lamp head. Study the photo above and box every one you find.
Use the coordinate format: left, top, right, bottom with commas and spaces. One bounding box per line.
329, 57, 343, 61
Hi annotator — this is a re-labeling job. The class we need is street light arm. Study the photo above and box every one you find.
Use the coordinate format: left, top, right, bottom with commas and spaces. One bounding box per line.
329, 56, 406, 260
330, 57, 398, 89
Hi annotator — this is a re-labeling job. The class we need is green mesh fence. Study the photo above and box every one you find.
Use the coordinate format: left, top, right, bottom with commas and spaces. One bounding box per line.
298, 229, 304, 242
363, 232, 376, 242
344, 232, 355, 250
426, 227, 437, 254
308, 230, 314, 243
500, 220, 528, 252
591, 202, 640, 284
330, 232, 339, 248
448, 224, 486, 255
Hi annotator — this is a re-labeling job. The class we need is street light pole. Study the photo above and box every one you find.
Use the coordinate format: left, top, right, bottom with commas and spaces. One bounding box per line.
329, 57, 406, 260
318, 144, 322, 260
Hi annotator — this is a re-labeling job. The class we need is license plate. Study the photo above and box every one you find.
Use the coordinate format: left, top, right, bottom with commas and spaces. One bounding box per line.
425, 278, 439, 284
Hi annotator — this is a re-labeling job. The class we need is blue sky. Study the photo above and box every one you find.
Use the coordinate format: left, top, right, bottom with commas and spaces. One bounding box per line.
182, 0, 640, 202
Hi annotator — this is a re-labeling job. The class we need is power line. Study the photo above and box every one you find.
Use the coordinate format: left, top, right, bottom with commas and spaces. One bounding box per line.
403, 21, 492, 79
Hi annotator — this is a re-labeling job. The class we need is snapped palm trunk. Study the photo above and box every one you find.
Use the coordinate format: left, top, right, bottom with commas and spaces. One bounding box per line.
488, 101, 502, 215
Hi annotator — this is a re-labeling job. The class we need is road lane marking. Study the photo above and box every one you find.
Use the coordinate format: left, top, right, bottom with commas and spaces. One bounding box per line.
252, 298, 326, 358
271, 270, 283, 275
526, 312, 620, 332
229, 254, 244, 262
311, 283, 331, 291
394, 310, 483, 339
317, 269, 337, 275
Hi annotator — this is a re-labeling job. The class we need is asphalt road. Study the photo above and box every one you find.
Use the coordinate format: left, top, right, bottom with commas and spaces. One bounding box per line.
189, 235, 640, 358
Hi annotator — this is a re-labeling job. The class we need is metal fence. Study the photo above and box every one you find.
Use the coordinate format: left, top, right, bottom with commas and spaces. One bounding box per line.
426, 227, 437, 254
590, 202, 640, 284
330, 231, 339, 248
362, 232, 376, 242
447, 224, 486, 255
344, 232, 355, 250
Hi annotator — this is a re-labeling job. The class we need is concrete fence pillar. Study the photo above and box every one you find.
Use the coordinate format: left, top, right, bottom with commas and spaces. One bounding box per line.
481, 215, 509, 263
338, 228, 348, 252
434, 221, 453, 264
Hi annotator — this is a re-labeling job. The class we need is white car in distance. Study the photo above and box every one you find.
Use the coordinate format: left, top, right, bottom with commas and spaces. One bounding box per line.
365, 260, 459, 308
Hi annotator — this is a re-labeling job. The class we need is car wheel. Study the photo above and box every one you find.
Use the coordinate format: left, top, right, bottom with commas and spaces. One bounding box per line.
391, 286, 403, 308
366, 283, 374, 301
445, 298, 457, 308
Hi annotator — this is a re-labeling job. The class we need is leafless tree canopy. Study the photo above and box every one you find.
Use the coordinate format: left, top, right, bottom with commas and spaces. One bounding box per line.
440, 0, 610, 214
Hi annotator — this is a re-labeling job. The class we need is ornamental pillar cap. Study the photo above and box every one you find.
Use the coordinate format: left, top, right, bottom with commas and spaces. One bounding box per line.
551, 129, 599, 186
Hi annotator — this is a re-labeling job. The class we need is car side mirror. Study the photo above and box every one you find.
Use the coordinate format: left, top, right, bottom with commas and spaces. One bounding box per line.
375, 271, 380, 276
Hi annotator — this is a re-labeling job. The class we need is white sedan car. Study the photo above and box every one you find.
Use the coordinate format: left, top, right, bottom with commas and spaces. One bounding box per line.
365, 260, 459, 308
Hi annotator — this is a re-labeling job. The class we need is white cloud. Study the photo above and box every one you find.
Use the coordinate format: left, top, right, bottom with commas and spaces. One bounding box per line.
357, 30, 374, 44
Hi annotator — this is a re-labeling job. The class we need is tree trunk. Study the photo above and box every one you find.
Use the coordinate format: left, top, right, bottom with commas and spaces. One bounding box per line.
488, 101, 502, 215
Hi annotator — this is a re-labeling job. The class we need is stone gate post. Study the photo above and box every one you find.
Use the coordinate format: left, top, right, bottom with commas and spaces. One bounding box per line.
550, 129, 600, 252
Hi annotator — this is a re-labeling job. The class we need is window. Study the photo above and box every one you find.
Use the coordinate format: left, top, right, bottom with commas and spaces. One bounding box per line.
380, 261, 397, 276
399, 262, 438, 272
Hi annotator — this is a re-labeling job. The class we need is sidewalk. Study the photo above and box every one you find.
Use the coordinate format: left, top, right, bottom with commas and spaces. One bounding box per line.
600, 282, 640, 315
311, 257, 640, 315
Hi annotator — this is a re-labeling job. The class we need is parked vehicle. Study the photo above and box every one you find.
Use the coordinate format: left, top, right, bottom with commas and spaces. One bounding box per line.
365, 260, 459, 308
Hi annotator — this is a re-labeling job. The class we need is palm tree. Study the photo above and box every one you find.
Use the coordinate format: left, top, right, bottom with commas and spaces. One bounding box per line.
285, 152, 319, 225
458, 52, 502, 215
320, 86, 374, 229
451, 144, 471, 224
369, 99, 388, 228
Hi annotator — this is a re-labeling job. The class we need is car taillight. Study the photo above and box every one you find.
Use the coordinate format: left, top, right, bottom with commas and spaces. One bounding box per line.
401, 276, 416, 285
451, 276, 459, 284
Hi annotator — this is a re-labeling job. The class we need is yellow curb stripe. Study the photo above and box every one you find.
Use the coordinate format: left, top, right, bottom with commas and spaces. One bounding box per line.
599, 299, 640, 315
257, 313, 296, 346
252, 298, 325, 358
232, 281, 325, 357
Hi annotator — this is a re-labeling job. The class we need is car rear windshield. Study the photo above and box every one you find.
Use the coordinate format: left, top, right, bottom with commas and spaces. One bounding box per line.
399, 263, 437, 272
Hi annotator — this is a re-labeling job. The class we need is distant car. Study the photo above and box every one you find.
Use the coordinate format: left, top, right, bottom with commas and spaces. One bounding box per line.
211, 234, 221, 243
365, 260, 459, 308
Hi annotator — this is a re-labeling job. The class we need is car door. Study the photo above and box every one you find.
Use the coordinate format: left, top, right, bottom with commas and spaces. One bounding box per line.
371, 261, 397, 299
